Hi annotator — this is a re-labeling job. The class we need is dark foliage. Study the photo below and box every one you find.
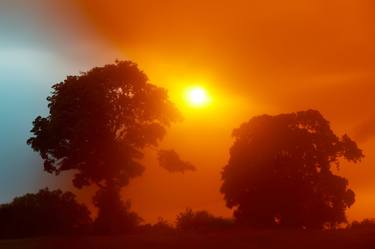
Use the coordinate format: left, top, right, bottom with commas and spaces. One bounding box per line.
27, 61, 180, 233
349, 219, 375, 229
92, 186, 142, 234
151, 218, 175, 233
221, 110, 364, 229
27, 60, 180, 189
176, 208, 233, 232
0, 188, 91, 238
158, 149, 196, 173
140, 217, 175, 234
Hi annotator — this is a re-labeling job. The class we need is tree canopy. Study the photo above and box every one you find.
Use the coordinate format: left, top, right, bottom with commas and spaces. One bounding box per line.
27, 60, 180, 189
221, 110, 364, 229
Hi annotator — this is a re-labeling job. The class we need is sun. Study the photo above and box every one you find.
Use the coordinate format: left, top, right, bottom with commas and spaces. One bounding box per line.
185, 86, 210, 107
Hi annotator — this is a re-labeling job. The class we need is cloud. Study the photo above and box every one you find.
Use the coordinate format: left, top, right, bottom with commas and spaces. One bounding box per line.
157, 150, 196, 173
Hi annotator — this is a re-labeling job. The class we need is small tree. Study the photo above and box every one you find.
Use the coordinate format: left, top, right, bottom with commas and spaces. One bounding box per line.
27, 61, 180, 232
221, 110, 364, 229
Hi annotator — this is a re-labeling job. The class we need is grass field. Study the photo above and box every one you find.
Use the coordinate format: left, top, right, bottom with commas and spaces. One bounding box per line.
0, 229, 374, 249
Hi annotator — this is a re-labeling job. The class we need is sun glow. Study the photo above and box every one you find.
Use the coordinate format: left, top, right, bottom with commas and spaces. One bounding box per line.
185, 86, 210, 107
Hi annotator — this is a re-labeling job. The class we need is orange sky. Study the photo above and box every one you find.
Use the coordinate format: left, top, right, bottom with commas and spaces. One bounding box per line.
3, 0, 374, 223
70, 0, 375, 222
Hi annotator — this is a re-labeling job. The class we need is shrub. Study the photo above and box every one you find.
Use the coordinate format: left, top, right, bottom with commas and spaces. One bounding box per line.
0, 188, 91, 238
140, 217, 175, 234
350, 219, 375, 229
176, 208, 233, 232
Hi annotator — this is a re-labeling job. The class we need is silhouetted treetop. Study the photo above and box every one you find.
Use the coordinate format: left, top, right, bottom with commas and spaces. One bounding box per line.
221, 109, 364, 229
158, 149, 196, 173
27, 60, 181, 189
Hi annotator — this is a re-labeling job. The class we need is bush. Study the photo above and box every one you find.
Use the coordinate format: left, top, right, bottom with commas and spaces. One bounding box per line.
349, 219, 375, 229
0, 188, 91, 238
140, 217, 175, 234
176, 208, 233, 232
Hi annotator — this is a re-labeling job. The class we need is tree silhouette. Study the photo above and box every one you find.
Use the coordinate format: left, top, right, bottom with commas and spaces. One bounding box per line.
27, 61, 180, 232
0, 188, 91, 238
221, 110, 364, 229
